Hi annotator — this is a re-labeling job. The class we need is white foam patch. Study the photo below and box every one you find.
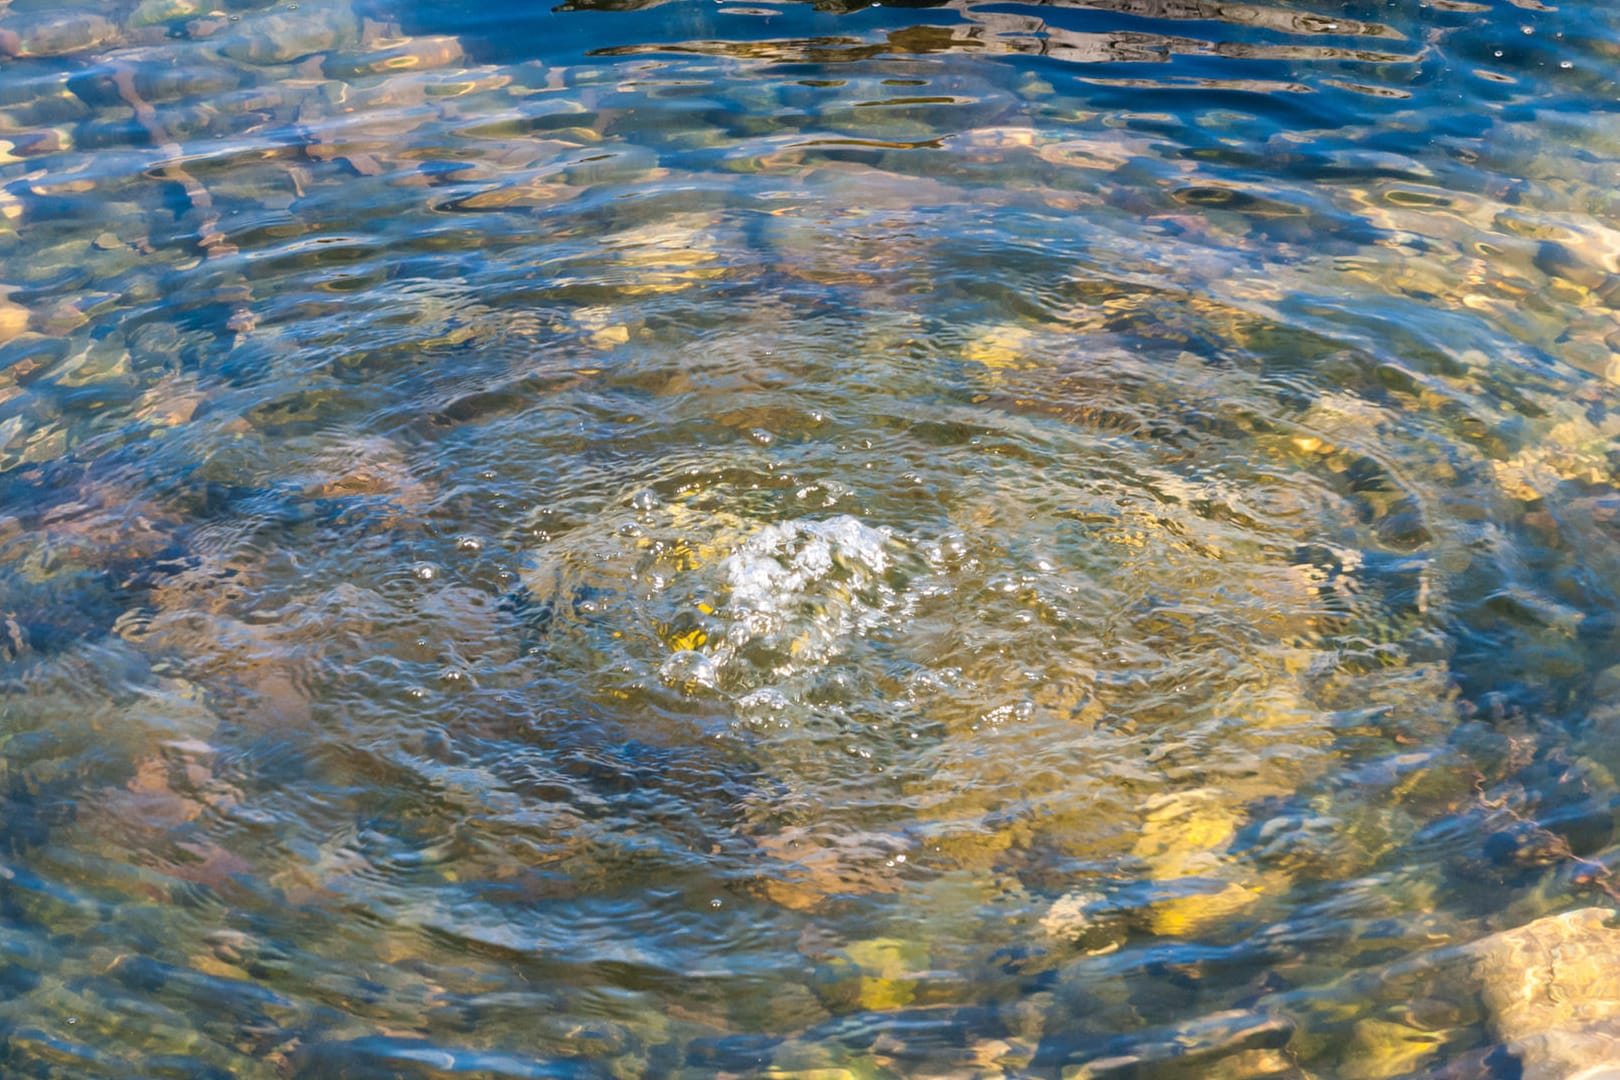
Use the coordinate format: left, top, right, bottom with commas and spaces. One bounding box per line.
683, 515, 906, 692
726, 516, 889, 614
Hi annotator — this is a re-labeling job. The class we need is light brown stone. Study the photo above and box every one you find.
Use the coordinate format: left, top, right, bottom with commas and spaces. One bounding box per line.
0, 297, 29, 344
1469, 908, 1620, 1080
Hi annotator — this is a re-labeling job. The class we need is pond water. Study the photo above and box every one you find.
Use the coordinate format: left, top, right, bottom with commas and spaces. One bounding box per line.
1, 0, 1619, 1076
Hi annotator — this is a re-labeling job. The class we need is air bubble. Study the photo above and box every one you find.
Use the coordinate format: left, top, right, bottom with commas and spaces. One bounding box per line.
661, 650, 718, 689
412, 563, 437, 581
456, 536, 483, 553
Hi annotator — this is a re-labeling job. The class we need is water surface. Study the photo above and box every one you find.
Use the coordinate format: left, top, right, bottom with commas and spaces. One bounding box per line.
1, 0, 1619, 1075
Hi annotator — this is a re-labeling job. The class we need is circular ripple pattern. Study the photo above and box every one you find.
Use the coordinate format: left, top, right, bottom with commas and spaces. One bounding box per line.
0, 0, 1618, 1076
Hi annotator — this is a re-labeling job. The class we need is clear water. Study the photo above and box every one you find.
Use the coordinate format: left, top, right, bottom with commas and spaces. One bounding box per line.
0, 0, 1618, 1075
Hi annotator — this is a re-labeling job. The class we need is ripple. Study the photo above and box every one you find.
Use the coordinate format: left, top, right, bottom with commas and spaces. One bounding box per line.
0, 0, 1617, 1075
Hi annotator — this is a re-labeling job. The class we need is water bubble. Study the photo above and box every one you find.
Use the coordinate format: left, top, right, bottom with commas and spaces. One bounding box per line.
630, 489, 659, 512
1521, 25, 1533, 34
710, 898, 723, 908
748, 428, 774, 446
408, 687, 429, 700
1560, 60, 1573, 69
456, 536, 483, 553
936, 532, 968, 564
660, 650, 718, 689
1494, 50, 1504, 57
412, 563, 437, 581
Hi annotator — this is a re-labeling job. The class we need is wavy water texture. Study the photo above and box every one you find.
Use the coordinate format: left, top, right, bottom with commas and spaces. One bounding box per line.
0, 0, 1618, 1076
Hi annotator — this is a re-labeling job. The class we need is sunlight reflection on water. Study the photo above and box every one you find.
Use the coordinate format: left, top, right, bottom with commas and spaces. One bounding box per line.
0, 0, 1618, 1075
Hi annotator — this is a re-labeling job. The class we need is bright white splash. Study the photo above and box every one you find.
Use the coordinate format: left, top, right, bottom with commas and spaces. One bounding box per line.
660, 515, 905, 692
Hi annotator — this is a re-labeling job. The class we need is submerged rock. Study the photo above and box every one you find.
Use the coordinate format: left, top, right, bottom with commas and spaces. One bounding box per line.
0, 291, 29, 344
1042, 1008, 1295, 1078
326, 34, 466, 77
816, 937, 928, 1012
1468, 907, 1620, 1080
1338, 1017, 1444, 1080
128, 0, 204, 27
1128, 789, 1265, 936
0, 11, 119, 58
217, 1, 360, 65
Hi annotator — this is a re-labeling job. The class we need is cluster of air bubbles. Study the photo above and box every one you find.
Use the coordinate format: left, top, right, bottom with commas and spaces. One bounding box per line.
652, 515, 901, 696
1489, 25, 1573, 69
660, 649, 719, 690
